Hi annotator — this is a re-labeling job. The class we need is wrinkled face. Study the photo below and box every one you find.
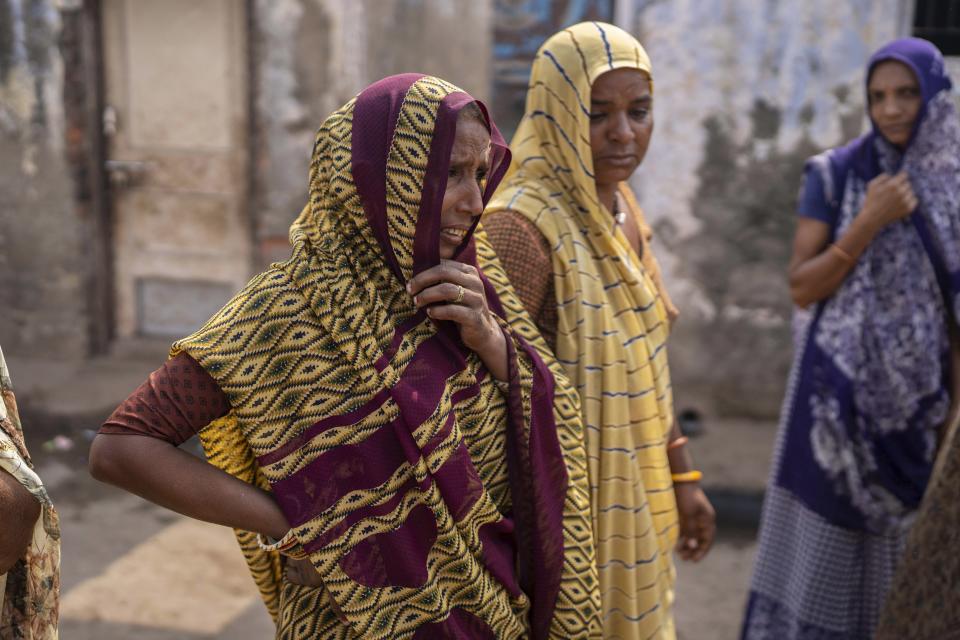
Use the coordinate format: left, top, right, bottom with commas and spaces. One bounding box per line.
868, 60, 922, 149
439, 114, 490, 260
589, 68, 653, 188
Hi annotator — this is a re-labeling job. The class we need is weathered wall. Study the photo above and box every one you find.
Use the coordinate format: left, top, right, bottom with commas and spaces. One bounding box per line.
364, 0, 492, 101
0, 0, 495, 357
621, 0, 911, 417
1, 0, 922, 401
0, 0, 88, 358
252, 0, 492, 265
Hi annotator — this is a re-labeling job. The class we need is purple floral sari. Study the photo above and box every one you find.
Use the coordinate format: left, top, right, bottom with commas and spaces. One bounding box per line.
743, 38, 960, 639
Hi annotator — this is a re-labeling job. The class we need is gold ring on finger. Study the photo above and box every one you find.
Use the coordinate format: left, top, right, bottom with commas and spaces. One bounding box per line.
453, 285, 465, 304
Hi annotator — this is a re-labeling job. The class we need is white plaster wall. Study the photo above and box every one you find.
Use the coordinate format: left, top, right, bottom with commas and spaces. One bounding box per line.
947, 56, 960, 108
0, 0, 65, 171
630, 0, 903, 319
253, 0, 370, 250
614, 0, 910, 415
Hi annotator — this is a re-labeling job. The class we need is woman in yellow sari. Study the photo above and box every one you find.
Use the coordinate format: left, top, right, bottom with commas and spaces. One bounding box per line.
481, 22, 715, 639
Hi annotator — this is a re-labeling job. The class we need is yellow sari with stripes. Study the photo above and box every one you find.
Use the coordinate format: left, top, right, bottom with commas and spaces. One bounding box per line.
485, 22, 679, 639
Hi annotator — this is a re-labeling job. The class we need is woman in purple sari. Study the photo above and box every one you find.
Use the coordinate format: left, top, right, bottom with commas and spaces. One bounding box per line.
741, 38, 960, 639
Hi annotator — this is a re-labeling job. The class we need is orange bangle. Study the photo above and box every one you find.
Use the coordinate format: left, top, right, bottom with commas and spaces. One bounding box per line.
667, 436, 689, 451
828, 243, 856, 266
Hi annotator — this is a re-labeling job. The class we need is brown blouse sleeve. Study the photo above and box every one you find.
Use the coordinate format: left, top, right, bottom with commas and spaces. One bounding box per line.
99, 352, 230, 446
482, 210, 559, 353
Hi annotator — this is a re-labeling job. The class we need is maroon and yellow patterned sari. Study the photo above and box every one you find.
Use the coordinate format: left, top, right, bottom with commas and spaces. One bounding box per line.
174, 75, 600, 639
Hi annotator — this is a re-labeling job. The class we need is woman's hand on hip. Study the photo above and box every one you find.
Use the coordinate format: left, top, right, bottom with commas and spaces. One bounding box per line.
408, 260, 508, 379
285, 557, 324, 587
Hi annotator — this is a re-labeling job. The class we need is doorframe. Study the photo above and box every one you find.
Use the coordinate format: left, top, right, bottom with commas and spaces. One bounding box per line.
62, 0, 113, 356
244, 0, 260, 271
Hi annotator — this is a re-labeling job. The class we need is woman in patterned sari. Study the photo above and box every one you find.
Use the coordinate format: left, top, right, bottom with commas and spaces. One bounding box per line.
90, 74, 601, 639
481, 22, 715, 640
0, 345, 59, 640
741, 38, 960, 639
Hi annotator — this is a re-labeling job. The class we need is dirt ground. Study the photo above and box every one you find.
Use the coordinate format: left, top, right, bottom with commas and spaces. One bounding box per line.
674, 528, 757, 639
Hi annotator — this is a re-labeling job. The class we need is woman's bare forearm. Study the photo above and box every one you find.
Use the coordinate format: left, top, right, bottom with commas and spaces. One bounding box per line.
790, 172, 918, 309
789, 212, 881, 308
666, 420, 694, 474
89, 434, 288, 539
475, 325, 510, 382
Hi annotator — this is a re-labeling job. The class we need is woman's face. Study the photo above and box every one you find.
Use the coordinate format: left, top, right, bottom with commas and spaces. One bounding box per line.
439, 114, 490, 260
589, 68, 653, 188
868, 60, 922, 148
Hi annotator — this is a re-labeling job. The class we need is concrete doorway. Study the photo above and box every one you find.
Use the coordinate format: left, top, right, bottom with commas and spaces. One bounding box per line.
100, 0, 252, 340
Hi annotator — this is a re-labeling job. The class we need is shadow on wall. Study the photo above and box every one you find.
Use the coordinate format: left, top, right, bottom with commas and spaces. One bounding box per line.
668, 93, 862, 419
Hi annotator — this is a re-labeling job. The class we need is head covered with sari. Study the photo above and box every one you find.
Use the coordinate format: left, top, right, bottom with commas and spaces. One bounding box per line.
174, 74, 599, 639
778, 38, 960, 535
484, 22, 680, 638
